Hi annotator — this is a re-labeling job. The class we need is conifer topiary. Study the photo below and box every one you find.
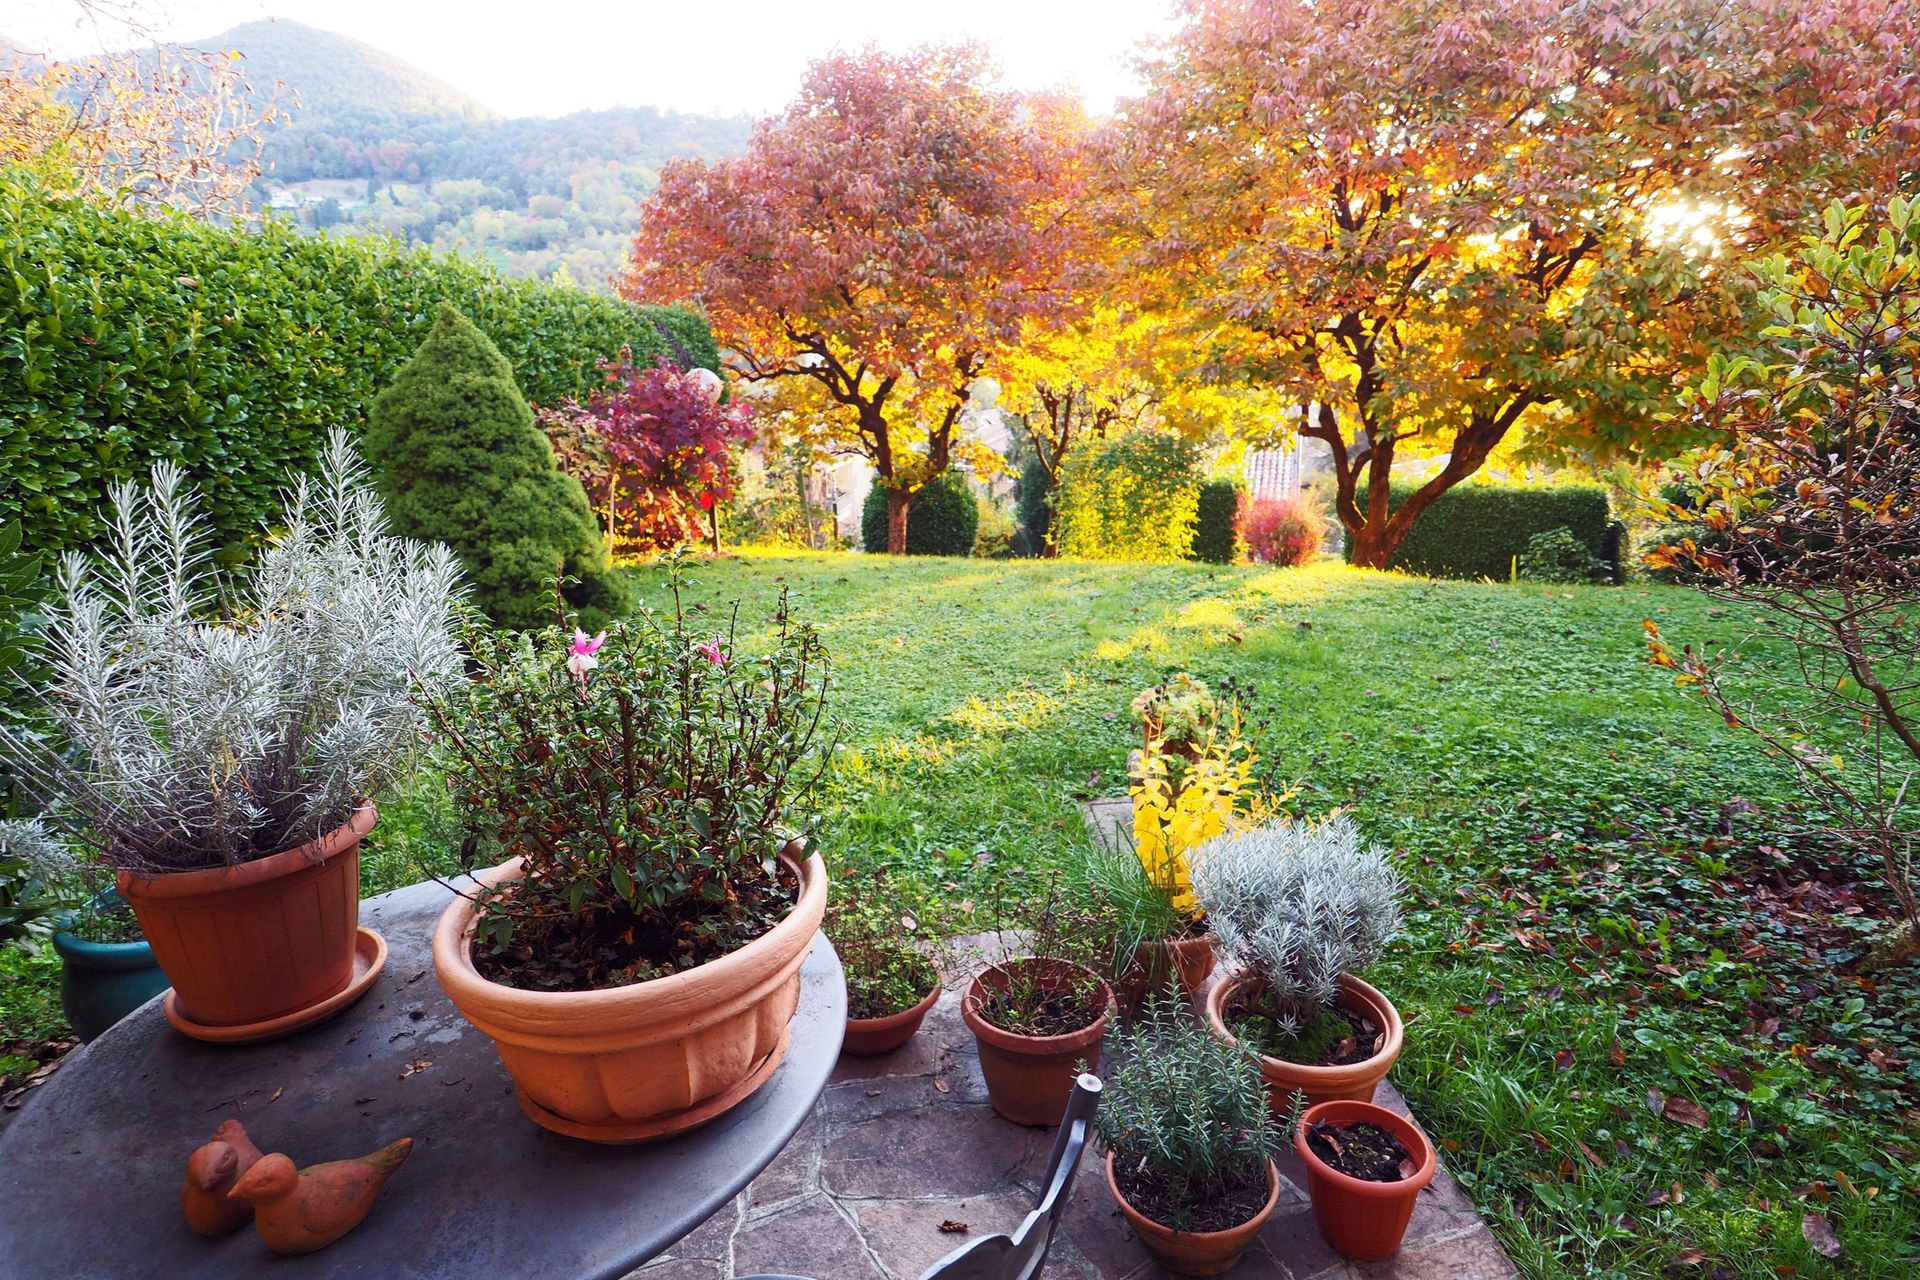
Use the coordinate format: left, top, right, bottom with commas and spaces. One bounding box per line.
365, 304, 627, 629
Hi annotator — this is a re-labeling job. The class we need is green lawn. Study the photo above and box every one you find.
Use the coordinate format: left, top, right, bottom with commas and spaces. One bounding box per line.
617, 551, 1920, 1280
6, 551, 1915, 1278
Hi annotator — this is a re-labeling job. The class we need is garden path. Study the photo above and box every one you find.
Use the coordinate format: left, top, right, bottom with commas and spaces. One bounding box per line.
627, 920, 1517, 1280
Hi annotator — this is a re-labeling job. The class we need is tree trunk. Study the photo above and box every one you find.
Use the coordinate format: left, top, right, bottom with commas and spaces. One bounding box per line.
885, 487, 911, 555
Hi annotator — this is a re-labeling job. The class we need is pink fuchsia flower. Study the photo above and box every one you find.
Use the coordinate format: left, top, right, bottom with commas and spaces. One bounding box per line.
696, 636, 729, 666
566, 628, 607, 676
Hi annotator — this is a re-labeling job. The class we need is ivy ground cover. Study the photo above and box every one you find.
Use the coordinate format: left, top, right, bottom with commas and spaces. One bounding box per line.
623, 553, 1920, 1280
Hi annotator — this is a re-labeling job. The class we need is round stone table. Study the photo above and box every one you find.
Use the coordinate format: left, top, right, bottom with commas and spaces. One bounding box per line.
0, 877, 845, 1279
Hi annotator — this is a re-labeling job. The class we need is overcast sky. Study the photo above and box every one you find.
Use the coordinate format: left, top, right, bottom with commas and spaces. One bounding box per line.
15, 0, 1180, 118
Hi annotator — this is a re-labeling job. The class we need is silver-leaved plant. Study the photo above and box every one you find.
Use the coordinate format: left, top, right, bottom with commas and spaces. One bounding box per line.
1190, 814, 1404, 1034
0, 431, 464, 872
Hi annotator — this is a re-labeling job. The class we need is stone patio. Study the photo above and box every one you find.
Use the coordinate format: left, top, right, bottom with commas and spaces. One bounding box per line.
629, 940, 1517, 1280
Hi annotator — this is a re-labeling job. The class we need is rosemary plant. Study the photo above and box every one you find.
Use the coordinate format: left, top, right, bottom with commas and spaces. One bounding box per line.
0, 433, 464, 872
1097, 1003, 1279, 1232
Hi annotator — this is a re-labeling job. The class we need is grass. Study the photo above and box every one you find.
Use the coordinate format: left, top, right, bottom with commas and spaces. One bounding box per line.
5, 549, 1915, 1278
617, 550, 1919, 1280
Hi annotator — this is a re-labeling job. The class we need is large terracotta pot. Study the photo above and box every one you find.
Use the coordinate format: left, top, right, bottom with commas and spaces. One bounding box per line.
117, 804, 376, 1030
961, 958, 1112, 1127
843, 982, 940, 1057
1203, 970, 1402, 1111
1294, 1099, 1436, 1260
433, 847, 828, 1144
1106, 1153, 1281, 1276
1118, 932, 1216, 1014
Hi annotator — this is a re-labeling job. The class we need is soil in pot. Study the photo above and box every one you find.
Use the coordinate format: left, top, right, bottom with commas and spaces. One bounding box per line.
1304, 1119, 1420, 1182
1113, 1156, 1271, 1234
471, 860, 798, 992
1227, 985, 1385, 1068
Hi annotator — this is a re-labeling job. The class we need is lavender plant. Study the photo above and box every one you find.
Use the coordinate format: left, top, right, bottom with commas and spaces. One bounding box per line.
0, 432, 465, 872
1190, 815, 1402, 1038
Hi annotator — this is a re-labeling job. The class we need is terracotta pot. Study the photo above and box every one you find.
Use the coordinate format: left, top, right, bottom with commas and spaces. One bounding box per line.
1118, 932, 1216, 1014
1294, 1099, 1436, 1260
961, 958, 1111, 1127
1106, 1153, 1281, 1276
433, 846, 827, 1144
1203, 969, 1403, 1110
843, 982, 940, 1056
117, 804, 376, 1030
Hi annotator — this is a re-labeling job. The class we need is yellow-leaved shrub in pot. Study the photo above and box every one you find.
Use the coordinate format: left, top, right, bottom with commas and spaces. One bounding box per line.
0, 434, 464, 1043
1193, 815, 1406, 1111
425, 560, 836, 1143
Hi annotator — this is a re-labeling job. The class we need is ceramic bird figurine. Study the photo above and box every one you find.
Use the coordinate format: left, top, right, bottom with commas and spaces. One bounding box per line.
181, 1119, 266, 1237
227, 1137, 413, 1256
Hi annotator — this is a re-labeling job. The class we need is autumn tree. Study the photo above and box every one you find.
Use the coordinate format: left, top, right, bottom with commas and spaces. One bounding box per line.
1119, 0, 1917, 567
623, 46, 1075, 554
2, 40, 284, 219
1646, 199, 1920, 949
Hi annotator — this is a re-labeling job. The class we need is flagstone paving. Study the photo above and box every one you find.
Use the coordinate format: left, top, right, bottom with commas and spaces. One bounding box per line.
629, 934, 1517, 1280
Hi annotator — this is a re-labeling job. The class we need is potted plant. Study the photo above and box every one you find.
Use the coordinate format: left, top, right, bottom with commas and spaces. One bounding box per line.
1192, 815, 1405, 1110
1099, 1002, 1284, 1275
424, 562, 836, 1143
829, 869, 941, 1056
1130, 673, 1220, 763
53, 885, 168, 1042
0, 435, 464, 1042
1080, 839, 1212, 1015
1293, 1098, 1437, 1260
960, 878, 1113, 1127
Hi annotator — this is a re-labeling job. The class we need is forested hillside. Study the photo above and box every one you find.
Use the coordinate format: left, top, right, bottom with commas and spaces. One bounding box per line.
204, 20, 750, 289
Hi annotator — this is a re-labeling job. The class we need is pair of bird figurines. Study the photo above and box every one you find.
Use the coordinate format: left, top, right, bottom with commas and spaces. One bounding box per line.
182, 1119, 412, 1255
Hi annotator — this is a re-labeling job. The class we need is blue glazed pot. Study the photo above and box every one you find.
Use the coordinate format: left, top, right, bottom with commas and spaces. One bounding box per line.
51, 897, 169, 1042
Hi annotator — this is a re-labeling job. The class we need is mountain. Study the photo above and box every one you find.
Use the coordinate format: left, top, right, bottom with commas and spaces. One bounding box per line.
183, 20, 752, 292
210, 18, 494, 121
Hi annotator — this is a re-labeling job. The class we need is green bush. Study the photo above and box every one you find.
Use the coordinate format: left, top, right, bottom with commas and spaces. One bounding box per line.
1190, 479, 1245, 563
1054, 432, 1203, 562
0, 173, 716, 566
1350, 481, 1624, 582
365, 305, 627, 629
974, 501, 1018, 559
1017, 454, 1053, 556
861, 471, 980, 556
1518, 526, 1609, 584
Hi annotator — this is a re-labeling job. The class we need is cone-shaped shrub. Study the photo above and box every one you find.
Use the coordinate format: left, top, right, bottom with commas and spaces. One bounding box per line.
366, 305, 627, 629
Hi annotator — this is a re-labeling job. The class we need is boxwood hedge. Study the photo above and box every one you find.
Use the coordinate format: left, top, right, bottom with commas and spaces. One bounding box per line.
1, 174, 716, 563
1351, 481, 1626, 582
861, 470, 980, 556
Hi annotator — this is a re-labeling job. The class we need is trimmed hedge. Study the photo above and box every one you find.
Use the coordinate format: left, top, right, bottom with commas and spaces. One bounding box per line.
1190, 479, 1244, 563
1017, 454, 1052, 556
0, 174, 717, 564
1054, 432, 1203, 562
861, 471, 980, 556
1350, 481, 1626, 582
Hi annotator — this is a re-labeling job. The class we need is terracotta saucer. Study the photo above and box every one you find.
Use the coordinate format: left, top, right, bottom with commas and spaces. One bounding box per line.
164, 927, 388, 1045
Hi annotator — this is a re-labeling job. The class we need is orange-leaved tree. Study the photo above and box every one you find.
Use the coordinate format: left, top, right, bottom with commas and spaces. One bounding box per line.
623, 46, 1079, 554
1116, 0, 1916, 567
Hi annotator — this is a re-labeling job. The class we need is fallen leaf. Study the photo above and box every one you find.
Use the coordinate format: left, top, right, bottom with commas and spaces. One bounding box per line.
268, 1087, 283, 1103
1675, 1247, 1706, 1266
1575, 1139, 1607, 1168
1553, 1048, 1576, 1072
1610, 1042, 1627, 1068
1800, 1212, 1843, 1260
398, 1058, 431, 1079
938, 1220, 969, 1234
1646, 1087, 1668, 1117
932, 1078, 951, 1094
1664, 1097, 1710, 1129
1399, 1158, 1420, 1179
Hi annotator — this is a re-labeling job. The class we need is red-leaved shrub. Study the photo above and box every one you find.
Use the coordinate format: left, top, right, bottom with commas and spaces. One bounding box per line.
1240, 496, 1323, 566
